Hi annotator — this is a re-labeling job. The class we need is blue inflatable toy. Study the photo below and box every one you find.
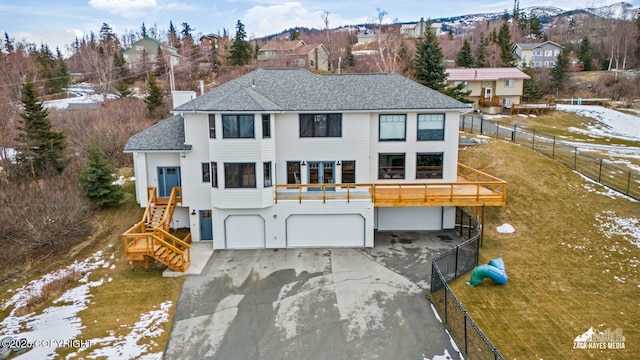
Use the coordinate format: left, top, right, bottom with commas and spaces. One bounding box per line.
467, 257, 508, 286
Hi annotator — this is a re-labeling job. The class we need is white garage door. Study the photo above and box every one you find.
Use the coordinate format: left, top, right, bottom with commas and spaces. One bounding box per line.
287, 214, 365, 248
377, 207, 442, 231
225, 215, 265, 249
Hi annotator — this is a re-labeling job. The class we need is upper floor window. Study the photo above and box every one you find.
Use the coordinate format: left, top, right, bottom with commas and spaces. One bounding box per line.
300, 114, 342, 137
379, 114, 406, 141
544, 50, 552, 56
416, 153, 443, 179
223, 114, 254, 138
533, 50, 543, 56
417, 114, 445, 141
262, 114, 271, 138
504, 79, 515, 87
209, 114, 216, 138
224, 163, 255, 188
287, 161, 301, 187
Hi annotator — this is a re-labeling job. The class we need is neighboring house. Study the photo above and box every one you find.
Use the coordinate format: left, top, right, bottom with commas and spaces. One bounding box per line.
401, 18, 442, 38
446, 68, 530, 114
257, 40, 329, 71
513, 41, 563, 69
124, 68, 506, 253
123, 37, 180, 71
199, 34, 220, 53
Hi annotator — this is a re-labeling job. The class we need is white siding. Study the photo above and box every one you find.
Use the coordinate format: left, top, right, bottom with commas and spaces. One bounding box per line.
376, 207, 443, 231
275, 112, 371, 189
369, 111, 459, 182
132, 152, 148, 207
145, 153, 181, 190
443, 206, 455, 229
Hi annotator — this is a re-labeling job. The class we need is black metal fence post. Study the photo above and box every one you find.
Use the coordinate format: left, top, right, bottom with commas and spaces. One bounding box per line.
574, 149, 578, 170
532, 128, 536, 149
598, 159, 603, 183
552, 136, 556, 158
480, 117, 484, 134
627, 171, 632, 196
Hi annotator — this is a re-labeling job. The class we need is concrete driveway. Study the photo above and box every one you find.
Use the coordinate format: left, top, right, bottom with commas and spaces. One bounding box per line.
165, 232, 464, 360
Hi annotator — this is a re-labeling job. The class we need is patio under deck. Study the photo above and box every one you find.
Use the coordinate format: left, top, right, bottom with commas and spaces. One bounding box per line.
275, 164, 506, 207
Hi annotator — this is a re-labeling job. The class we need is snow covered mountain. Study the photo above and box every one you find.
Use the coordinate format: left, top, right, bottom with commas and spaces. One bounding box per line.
432, 2, 638, 27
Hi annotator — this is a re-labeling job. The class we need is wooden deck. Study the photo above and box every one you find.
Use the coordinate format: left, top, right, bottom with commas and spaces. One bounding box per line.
275, 164, 506, 207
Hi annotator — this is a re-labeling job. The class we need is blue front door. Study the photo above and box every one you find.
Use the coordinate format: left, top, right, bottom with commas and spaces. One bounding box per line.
158, 167, 181, 197
199, 210, 213, 241
308, 161, 335, 191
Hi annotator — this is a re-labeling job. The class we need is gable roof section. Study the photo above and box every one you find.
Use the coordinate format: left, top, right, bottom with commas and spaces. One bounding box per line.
259, 40, 306, 51
174, 68, 469, 113
291, 43, 327, 55
515, 40, 563, 50
446, 68, 530, 81
124, 114, 189, 152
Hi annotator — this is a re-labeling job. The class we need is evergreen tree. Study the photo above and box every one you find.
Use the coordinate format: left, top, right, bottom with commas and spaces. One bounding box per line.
578, 36, 593, 71
115, 81, 133, 98
346, 45, 356, 67
53, 47, 70, 93
529, 14, 542, 38
443, 83, 473, 103
15, 82, 68, 177
498, 22, 515, 66
181, 22, 195, 47
79, 141, 124, 208
113, 49, 129, 78
4, 32, 14, 54
413, 21, 447, 91
550, 48, 569, 94
290, 29, 300, 40
456, 38, 474, 67
144, 73, 164, 114
475, 32, 489, 67
228, 20, 252, 66
141, 22, 148, 38
522, 67, 542, 102
168, 21, 180, 48
447, 28, 454, 40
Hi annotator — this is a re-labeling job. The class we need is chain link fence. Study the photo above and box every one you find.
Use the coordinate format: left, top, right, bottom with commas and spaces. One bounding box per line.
430, 208, 504, 360
460, 114, 640, 201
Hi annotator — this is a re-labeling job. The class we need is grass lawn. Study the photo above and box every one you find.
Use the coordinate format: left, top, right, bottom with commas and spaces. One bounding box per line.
454, 138, 639, 359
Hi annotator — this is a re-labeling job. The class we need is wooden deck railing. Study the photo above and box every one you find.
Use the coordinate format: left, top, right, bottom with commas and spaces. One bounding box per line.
123, 186, 191, 272
479, 94, 502, 107
275, 163, 506, 207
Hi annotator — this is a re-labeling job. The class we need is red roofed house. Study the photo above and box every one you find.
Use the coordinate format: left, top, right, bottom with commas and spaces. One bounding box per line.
445, 68, 530, 114
257, 40, 329, 72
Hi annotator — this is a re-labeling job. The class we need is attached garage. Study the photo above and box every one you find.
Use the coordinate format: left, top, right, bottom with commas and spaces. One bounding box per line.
286, 214, 365, 248
376, 207, 442, 231
225, 215, 265, 249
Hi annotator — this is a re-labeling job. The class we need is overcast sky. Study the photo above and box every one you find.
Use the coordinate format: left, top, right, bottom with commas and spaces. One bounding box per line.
1, 0, 638, 53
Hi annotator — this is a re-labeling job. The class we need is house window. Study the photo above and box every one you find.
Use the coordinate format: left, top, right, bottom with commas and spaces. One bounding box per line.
201, 163, 210, 183
545, 50, 552, 56
453, 81, 468, 88
379, 153, 405, 179
222, 114, 254, 138
504, 98, 512, 107
209, 114, 216, 138
416, 153, 443, 179
224, 163, 255, 188
533, 50, 543, 56
262, 114, 271, 138
379, 114, 406, 141
504, 79, 515, 87
299, 114, 342, 137
211, 162, 218, 188
417, 114, 445, 141
534, 61, 542, 67
263, 162, 272, 187
287, 161, 301, 186
341, 161, 355, 184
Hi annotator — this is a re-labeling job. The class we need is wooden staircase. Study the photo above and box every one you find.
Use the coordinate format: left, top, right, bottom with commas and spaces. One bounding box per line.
122, 187, 192, 272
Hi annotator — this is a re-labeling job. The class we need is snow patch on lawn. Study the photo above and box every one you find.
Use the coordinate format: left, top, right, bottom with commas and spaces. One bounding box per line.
557, 105, 640, 141
595, 211, 640, 247
71, 301, 172, 359
496, 223, 515, 233
577, 172, 638, 202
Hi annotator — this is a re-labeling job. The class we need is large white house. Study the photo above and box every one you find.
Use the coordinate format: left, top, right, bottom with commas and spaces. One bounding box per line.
124, 69, 506, 253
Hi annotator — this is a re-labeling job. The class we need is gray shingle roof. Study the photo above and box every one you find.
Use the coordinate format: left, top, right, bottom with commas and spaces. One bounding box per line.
174, 68, 469, 112
124, 114, 189, 152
